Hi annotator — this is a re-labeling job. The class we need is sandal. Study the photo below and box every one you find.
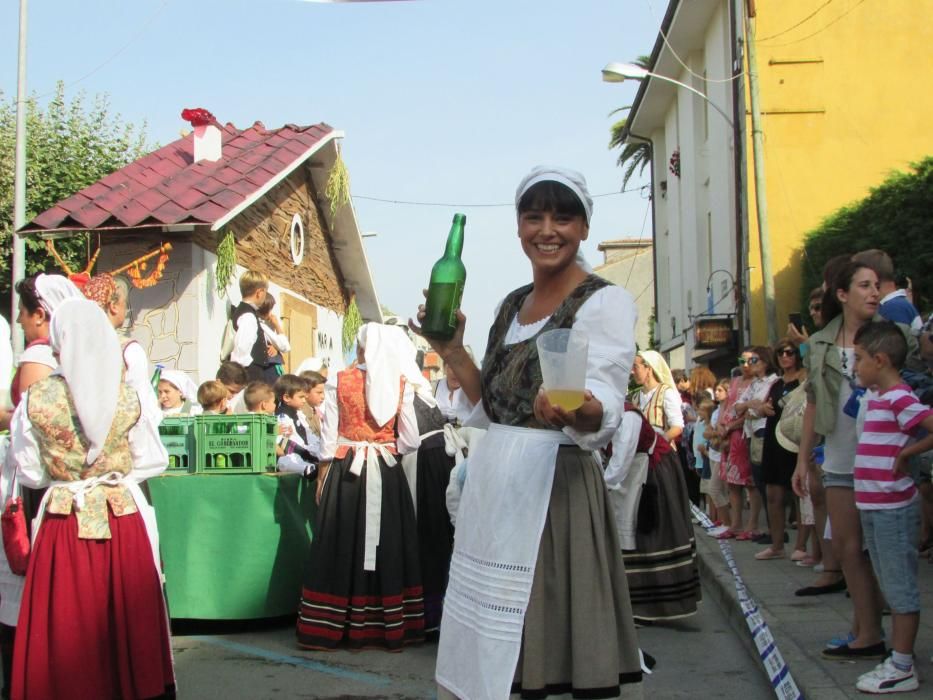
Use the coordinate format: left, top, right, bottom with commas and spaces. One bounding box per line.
790, 549, 808, 562
735, 531, 759, 541
714, 529, 736, 540
754, 548, 785, 560
796, 557, 820, 568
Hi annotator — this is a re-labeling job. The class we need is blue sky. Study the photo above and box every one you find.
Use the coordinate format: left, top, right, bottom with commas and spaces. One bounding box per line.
1, 0, 662, 355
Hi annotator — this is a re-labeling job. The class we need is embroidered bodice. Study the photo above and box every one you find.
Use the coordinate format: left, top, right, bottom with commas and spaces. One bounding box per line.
26, 375, 141, 539
334, 367, 404, 459
480, 274, 611, 428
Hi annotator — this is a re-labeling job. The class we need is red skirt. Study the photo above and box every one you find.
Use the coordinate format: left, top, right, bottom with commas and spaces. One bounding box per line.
12, 510, 175, 700
725, 431, 752, 486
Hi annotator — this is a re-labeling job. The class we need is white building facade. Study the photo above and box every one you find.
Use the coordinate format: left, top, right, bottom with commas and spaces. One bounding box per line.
624, 0, 746, 374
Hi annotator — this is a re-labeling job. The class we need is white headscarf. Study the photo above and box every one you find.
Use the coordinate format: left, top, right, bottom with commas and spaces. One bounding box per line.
639, 350, 677, 392
296, 356, 325, 375
357, 323, 413, 427
390, 329, 437, 408
35, 274, 83, 317
514, 165, 594, 224
49, 298, 123, 465
159, 369, 199, 402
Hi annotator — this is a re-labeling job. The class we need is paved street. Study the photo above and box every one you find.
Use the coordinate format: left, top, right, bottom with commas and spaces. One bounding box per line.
171, 579, 773, 700
697, 521, 933, 700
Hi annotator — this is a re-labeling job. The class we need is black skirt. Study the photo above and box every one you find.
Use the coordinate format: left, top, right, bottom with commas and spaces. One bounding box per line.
415, 437, 456, 633
623, 450, 701, 621
296, 450, 425, 650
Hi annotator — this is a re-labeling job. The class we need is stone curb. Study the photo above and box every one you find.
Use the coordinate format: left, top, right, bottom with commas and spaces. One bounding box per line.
694, 527, 854, 700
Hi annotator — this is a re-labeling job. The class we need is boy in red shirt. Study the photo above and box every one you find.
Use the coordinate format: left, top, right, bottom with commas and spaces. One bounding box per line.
852, 321, 933, 694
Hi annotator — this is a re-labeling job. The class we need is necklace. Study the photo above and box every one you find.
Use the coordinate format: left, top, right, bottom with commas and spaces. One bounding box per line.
839, 325, 856, 386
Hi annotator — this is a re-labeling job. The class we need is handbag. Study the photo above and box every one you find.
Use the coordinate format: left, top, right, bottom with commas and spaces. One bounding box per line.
1, 474, 30, 576
749, 432, 765, 466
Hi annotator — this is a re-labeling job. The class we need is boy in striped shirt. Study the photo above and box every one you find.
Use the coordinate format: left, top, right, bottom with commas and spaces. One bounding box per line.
852, 321, 933, 694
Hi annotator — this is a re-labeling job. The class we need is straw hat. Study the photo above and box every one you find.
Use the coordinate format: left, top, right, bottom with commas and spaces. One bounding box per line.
775, 382, 808, 453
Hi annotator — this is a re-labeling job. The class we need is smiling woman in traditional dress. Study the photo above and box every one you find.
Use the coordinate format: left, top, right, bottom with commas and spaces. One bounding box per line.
415, 166, 643, 700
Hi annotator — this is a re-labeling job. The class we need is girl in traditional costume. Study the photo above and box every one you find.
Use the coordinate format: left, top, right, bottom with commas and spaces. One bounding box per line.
296, 323, 424, 650
9, 298, 175, 699
421, 167, 644, 700
626, 351, 699, 621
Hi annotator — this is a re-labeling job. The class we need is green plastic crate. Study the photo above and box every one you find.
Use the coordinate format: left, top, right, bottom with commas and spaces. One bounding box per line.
193, 414, 277, 474
159, 416, 195, 473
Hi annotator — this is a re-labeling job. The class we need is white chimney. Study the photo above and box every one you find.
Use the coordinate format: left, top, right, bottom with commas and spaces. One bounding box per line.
193, 124, 222, 163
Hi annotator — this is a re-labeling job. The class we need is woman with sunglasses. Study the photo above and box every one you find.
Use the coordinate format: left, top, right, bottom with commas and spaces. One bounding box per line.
754, 341, 806, 560
790, 261, 918, 659
734, 347, 779, 541
715, 350, 761, 539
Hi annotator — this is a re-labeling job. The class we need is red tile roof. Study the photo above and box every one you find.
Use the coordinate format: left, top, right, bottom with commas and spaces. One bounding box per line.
21, 121, 336, 234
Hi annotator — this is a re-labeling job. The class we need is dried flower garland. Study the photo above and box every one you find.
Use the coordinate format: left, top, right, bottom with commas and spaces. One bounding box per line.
118, 243, 173, 289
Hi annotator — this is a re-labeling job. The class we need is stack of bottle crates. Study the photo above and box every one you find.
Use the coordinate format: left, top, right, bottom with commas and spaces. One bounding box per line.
157, 414, 278, 474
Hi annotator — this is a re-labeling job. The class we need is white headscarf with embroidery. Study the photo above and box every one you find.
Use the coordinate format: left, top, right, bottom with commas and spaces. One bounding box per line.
49, 298, 123, 465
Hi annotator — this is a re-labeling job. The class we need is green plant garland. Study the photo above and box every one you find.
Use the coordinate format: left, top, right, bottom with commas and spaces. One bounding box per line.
325, 152, 351, 217
342, 295, 362, 355
215, 229, 237, 294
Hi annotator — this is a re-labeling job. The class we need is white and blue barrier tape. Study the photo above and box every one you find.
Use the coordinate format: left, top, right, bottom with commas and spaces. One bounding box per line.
691, 504, 804, 700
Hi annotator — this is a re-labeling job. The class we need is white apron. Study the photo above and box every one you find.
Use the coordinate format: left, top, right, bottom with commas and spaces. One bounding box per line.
401, 424, 469, 517
608, 452, 650, 551
31, 472, 164, 583
436, 423, 573, 700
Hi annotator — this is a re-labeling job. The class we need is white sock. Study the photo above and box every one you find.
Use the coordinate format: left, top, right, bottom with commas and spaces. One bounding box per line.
891, 651, 913, 672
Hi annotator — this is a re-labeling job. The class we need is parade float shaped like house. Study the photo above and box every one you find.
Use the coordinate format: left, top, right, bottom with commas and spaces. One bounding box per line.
19, 114, 382, 381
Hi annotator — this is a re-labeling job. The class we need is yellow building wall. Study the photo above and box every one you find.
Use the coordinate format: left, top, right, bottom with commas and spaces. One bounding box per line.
743, 0, 933, 344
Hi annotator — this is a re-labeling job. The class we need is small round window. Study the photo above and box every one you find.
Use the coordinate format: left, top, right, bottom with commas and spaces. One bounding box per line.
289, 213, 305, 265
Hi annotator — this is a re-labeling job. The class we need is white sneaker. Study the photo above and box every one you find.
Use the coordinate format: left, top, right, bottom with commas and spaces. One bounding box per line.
856, 658, 918, 694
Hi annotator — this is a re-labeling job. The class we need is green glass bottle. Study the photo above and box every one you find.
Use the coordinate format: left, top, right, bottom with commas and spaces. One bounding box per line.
422, 213, 466, 340
151, 364, 163, 391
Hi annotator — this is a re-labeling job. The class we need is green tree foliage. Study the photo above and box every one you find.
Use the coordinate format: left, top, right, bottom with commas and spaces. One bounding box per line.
800, 157, 933, 314
0, 83, 150, 298
608, 55, 652, 190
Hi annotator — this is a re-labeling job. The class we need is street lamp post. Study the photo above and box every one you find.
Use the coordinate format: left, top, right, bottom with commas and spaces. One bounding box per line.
12, 0, 28, 355
602, 62, 734, 128
602, 60, 777, 344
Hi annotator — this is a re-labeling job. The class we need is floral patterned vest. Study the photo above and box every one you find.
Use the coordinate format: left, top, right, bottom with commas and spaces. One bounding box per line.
334, 367, 404, 459
480, 274, 611, 429
27, 375, 141, 539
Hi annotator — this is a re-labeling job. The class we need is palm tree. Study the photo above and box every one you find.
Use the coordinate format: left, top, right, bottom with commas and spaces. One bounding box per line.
608, 55, 652, 190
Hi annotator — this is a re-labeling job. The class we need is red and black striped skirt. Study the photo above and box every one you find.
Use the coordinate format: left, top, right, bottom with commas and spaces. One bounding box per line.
297, 451, 424, 650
